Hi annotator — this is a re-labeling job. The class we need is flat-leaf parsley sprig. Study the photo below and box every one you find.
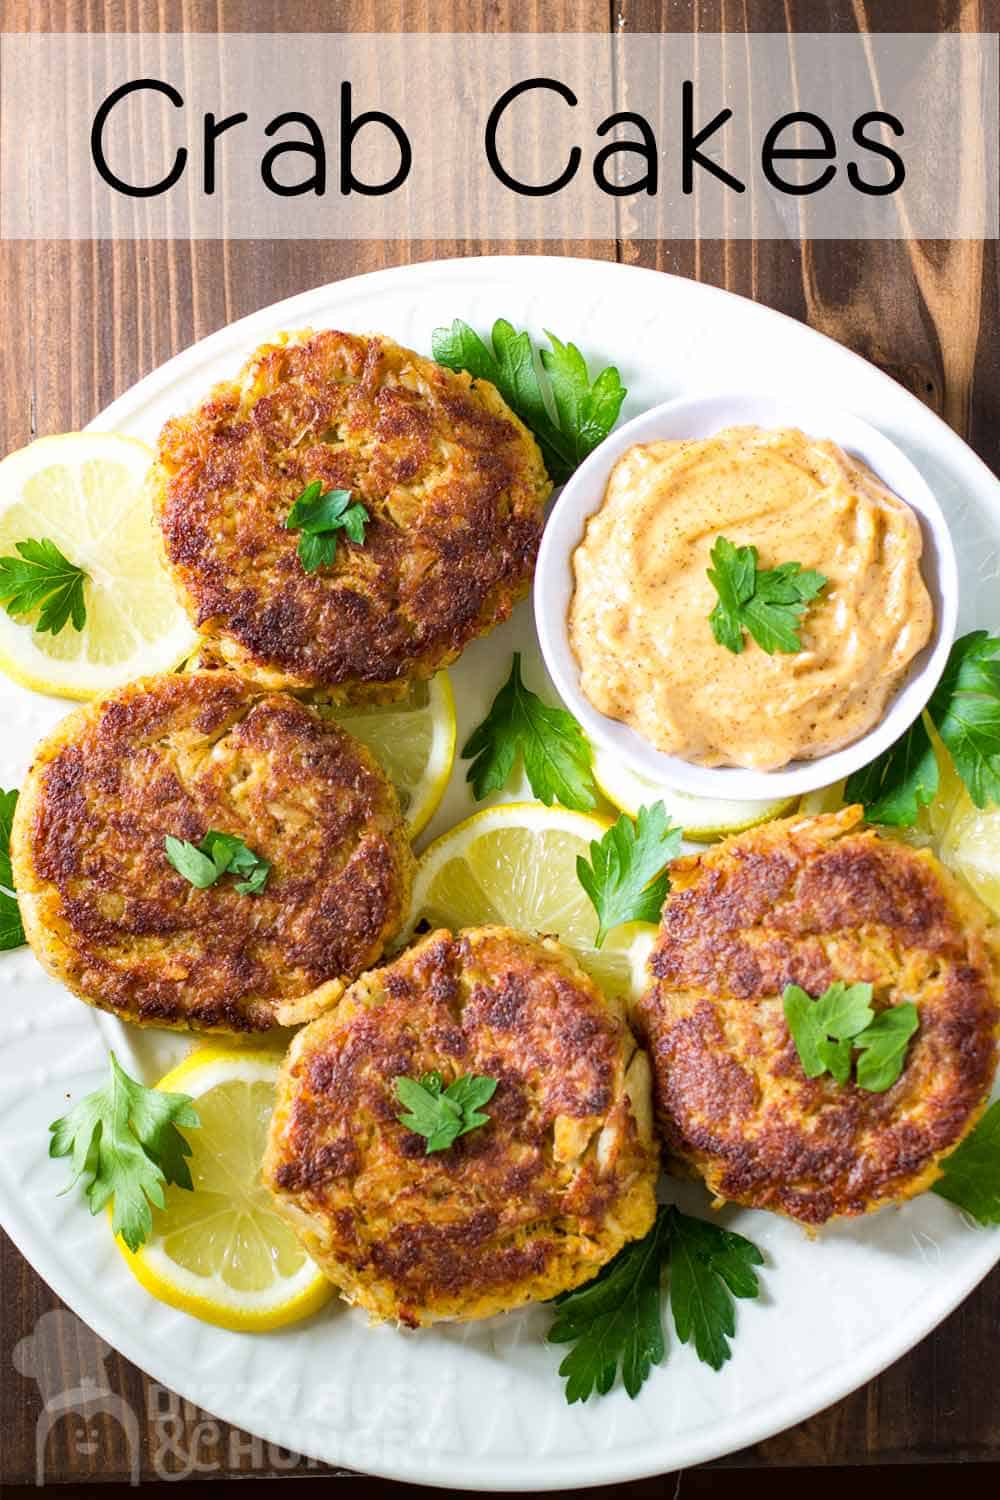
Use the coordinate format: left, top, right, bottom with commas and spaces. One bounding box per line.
49, 1051, 199, 1252
0, 787, 24, 950
548, 1206, 670, 1402
431, 318, 626, 484
0, 537, 89, 636
577, 803, 683, 947
395, 1071, 498, 1154
462, 653, 598, 811
707, 536, 828, 656
548, 1205, 763, 1402
164, 829, 271, 895
846, 631, 1000, 826
783, 981, 918, 1093
286, 482, 370, 573
932, 1099, 1000, 1225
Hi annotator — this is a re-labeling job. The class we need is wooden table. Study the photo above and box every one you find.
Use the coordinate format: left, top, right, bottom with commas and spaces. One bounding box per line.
2, 1, 998, 1490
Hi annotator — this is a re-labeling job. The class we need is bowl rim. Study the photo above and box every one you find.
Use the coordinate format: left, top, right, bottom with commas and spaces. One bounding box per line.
534, 388, 960, 800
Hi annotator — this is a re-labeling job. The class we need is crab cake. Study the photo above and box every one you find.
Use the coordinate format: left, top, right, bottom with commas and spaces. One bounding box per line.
636, 807, 1000, 1227
11, 671, 413, 1032
263, 927, 657, 1325
151, 330, 552, 698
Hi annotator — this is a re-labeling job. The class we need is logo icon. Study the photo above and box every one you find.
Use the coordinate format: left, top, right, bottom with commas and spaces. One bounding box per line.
13, 1307, 141, 1486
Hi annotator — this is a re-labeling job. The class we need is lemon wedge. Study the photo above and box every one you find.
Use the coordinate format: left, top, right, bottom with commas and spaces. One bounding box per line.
113, 1047, 332, 1332
591, 746, 796, 841
400, 801, 658, 1001
0, 432, 196, 699
324, 671, 456, 839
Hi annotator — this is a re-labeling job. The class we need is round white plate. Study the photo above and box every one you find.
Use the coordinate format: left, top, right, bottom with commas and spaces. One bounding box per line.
1, 256, 998, 1491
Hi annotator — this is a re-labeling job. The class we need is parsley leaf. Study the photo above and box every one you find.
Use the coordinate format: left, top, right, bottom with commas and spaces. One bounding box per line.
932, 1099, 1000, 1225
843, 713, 939, 827
431, 318, 626, 484
539, 332, 628, 472
0, 894, 23, 951
847, 633, 1000, 826
286, 481, 369, 573
0, 787, 24, 951
548, 1209, 670, 1402
783, 981, 875, 1083
164, 830, 270, 895
48, 1051, 199, 1253
164, 837, 218, 888
395, 1071, 498, 1154
462, 653, 597, 810
783, 982, 918, 1092
0, 538, 89, 636
0, 787, 17, 891
577, 803, 682, 947
928, 631, 1000, 809
707, 536, 828, 656
666, 1206, 763, 1371
548, 1205, 763, 1401
854, 1005, 921, 1091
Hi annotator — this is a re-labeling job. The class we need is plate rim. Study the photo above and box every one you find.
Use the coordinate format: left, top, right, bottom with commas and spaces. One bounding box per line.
2, 252, 997, 1491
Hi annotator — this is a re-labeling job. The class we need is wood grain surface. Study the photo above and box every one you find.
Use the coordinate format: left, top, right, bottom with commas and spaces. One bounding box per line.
1, 0, 998, 1489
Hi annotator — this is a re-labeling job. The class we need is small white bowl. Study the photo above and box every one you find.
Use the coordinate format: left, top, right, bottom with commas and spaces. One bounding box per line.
534, 390, 959, 800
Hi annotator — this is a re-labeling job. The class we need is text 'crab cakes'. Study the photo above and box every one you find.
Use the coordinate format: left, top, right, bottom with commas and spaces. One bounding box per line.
151, 330, 552, 698
635, 807, 1000, 1227
11, 671, 413, 1033
263, 927, 657, 1326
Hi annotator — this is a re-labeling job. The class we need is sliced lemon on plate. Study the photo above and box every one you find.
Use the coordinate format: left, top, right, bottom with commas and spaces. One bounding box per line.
113, 1047, 332, 1332
324, 671, 456, 839
0, 432, 196, 698
906, 745, 1000, 913
935, 793, 1000, 914
797, 780, 848, 817
591, 746, 796, 841
400, 801, 658, 1001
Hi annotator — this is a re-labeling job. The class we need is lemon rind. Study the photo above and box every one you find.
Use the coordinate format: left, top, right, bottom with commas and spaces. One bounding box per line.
111, 1045, 331, 1333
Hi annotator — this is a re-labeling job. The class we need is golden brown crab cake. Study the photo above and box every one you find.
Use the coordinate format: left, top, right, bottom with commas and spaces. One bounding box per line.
150, 330, 552, 699
11, 671, 413, 1032
263, 927, 657, 1326
635, 807, 1000, 1227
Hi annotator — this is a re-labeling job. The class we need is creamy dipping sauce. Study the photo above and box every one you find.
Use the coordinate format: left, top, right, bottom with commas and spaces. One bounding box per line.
569, 425, 934, 771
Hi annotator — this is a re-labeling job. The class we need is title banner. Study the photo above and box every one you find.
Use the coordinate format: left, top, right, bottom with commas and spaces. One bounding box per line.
0, 33, 995, 239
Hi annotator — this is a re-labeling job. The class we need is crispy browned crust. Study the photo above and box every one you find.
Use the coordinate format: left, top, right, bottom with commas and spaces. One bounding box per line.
263, 927, 657, 1325
635, 807, 1000, 1227
10, 671, 413, 1032
151, 330, 552, 698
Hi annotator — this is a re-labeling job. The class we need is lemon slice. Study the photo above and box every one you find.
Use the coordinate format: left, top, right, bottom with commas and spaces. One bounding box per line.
935, 794, 1000, 913
324, 671, 456, 839
797, 780, 847, 817
905, 744, 1000, 913
113, 1047, 332, 1332
591, 747, 796, 841
0, 432, 196, 699
400, 801, 657, 1001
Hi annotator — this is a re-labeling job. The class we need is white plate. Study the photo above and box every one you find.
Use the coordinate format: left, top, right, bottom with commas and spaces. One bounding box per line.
535, 390, 959, 799
0, 256, 998, 1492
